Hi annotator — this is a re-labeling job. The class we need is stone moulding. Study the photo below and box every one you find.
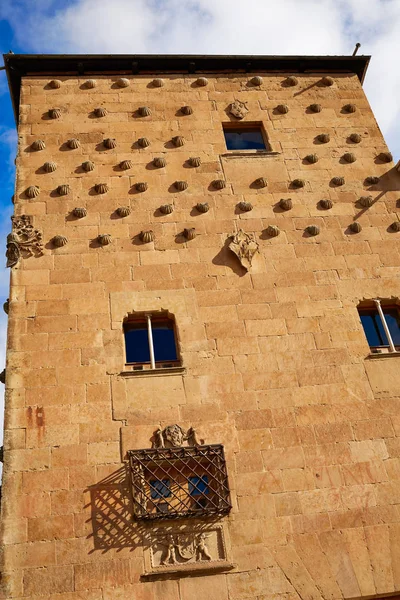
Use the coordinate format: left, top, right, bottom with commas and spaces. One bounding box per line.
26, 185, 40, 199
140, 230, 154, 243
73, 207, 87, 218
6, 215, 43, 268
103, 138, 117, 149
98, 234, 112, 246
229, 100, 248, 119
67, 138, 80, 149
228, 229, 259, 271
184, 228, 196, 241
31, 139, 46, 151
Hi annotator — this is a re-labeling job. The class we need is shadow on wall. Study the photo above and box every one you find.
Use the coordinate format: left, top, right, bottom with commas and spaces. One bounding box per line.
87, 465, 145, 552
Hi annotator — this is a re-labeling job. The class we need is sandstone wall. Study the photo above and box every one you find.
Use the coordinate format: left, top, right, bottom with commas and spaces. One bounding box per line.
1, 69, 400, 599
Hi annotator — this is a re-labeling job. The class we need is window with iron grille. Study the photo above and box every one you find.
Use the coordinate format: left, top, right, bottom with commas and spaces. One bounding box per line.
128, 445, 231, 520
358, 300, 400, 353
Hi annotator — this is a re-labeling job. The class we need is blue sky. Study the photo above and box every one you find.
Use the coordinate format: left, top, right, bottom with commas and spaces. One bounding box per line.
0, 0, 399, 447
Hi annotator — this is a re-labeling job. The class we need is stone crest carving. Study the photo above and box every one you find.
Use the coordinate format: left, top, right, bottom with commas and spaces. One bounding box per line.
228, 229, 259, 271
229, 100, 248, 119
153, 424, 201, 448
6, 215, 43, 268
144, 525, 231, 575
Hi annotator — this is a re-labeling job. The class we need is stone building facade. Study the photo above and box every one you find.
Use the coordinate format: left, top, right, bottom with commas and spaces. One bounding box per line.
1, 53, 400, 600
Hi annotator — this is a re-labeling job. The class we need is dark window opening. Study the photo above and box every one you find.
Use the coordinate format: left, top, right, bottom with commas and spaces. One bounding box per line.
150, 479, 171, 499
358, 303, 400, 351
123, 314, 179, 368
223, 126, 267, 151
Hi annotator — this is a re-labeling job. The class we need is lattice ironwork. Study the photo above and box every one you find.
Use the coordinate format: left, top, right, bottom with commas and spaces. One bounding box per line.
128, 445, 231, 520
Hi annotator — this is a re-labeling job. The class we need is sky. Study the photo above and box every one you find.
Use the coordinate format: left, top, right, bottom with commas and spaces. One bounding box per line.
0, 0, 399, 448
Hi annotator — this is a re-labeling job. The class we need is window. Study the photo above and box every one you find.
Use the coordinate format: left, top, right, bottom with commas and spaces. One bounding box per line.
123, 312, 180, 369
358, 300, 400, 353
223, 125, 267, 151
128, 445, 231, 520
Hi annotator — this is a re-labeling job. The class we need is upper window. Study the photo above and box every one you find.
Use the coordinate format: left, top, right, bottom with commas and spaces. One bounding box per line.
358, 301, 400, 353
223, 125, 267, 151
123, 312, 180, 369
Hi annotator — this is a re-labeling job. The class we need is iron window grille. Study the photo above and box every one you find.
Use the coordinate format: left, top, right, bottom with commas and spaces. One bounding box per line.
128, 445, 232, 520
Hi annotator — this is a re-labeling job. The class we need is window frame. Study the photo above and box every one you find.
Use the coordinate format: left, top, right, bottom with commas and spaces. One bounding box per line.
222, 121, 269, 152
123, 311, 181, 370
357, 300, 400, 354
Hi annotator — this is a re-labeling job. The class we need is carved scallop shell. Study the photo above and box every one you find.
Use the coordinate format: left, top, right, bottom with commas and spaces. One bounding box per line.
189, 156, 201, 167
67, 138, 80, 149
343, 103, 356, 113
196, 77, 208, 87
0, 370, 6, 384
317, 133, 330, 143
238, 201, 253, 212
95, 183, 109, 194
277, 104, 289, 114
57, 184, 70, 196
26, 185, 40, 198
120, 160, 133, 171
319, 199, 333, 210
49, 79, 61, 89
138, 137, 150, 148
138, 106, 151, 117
286, 76, 298, 86
359, 196, 374, 208
117, 206, 131, 217
94, 107, 107, 117
175, 180, 188, 191
184, 227, 196, 240
160, 204, 174, 214
279, 198, 292, 211
172, 136, 185, 147
366, 176, 380, 185
322, 76, 334, 86
103, 138, 117, 149
181, 105, 193, 115
343, 152, 356, 163
98, 234, 112, 246
350, 222, 362, 233
43, 161, 57, 173
332, 176, 345, 186
255, 177, 268, 188
292, 178, 305, 188
309, 103, 322, 113
73, 207, 87, 218
305, 154, 318, 164
250, 76, 263, 86
350, 133, 362, 143
379, 152, 393, 163
135, 182, 148, 192
52, 235, 68, 248
31, 139, 46, 151
212, 179, 226, 190
391, 221, 400, 232
266, 225, 280, 237
85, 79, 96, 89
306, 225, 320, 236
82, 160, 95, 172
117, 78, 130, 88
49, 108, 62, 119
196, 202, 209, 213
152, 78, 164, 87
3, 299, 9, 315
140, 230, 154, 243
153, 157, 166, 168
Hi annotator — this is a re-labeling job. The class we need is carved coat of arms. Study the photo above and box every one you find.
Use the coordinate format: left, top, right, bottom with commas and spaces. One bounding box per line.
228, 229, 259, 271
153, 424, 201, 448
6, 215, 43, 268
229, 100, 249, 119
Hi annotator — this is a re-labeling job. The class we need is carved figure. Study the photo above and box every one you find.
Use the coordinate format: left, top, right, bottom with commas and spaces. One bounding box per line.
228, 229, 259, 271
153, 424, 202, 448
196, 533, 212, 561
161, 535, 177, 565
229, 100, 248, 119
6, 215, 43, 268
